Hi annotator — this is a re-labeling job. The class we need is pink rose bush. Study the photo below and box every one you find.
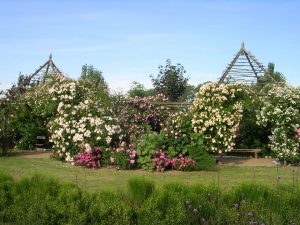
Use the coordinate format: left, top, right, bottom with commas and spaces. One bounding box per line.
152, 149, 196, 172
75, 146, 102, 168
115, 94, 169, 143
152, 149, 171, 172
110, 142, 137, 169
171, 154, 195, 171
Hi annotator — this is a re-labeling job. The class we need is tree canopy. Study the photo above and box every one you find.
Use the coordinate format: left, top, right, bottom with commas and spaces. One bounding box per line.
127, 81, 155, 98
150, 59, 189, 102
258, 62, 286, 84
80, 64, 109, 92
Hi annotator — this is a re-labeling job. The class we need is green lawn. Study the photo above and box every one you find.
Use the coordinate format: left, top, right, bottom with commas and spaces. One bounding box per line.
0, 156, 299, 193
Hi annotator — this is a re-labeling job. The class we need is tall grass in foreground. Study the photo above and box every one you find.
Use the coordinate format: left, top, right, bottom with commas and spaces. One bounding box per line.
0, 171, 299, 225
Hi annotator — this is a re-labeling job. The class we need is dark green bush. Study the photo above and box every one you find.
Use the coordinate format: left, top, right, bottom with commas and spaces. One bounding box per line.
188, 138, 216, 171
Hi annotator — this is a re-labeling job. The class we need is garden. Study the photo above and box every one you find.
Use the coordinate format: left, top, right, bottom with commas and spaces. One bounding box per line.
0, 61, 300, 224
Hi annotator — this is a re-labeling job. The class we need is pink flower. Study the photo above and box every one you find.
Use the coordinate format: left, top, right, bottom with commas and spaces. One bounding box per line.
130, 159, 135, 164
110, 157, 115, 163
296, 128, 300, 137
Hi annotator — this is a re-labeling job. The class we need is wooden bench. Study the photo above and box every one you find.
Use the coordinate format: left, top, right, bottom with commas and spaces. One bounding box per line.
229, 149, 261, 159
35, 136, 46, 148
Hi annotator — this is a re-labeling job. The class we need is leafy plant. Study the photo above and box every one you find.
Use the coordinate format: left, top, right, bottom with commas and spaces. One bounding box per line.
135, 131, 165, 170
187, 133, 215, 170
151, 59, 189, 102
110, 142, 137, 170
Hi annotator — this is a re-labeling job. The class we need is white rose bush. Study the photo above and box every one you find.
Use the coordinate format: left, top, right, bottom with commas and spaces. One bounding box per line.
26, 76, 122, 163
257, 84, 300, 162
190, 82, 244, 153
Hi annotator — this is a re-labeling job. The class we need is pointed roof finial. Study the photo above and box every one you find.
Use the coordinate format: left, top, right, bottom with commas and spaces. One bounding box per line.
241, 42, 245, 50
49, 54, 52, 60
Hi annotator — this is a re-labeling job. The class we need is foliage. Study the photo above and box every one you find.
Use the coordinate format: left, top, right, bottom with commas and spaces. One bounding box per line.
234, 86, 270, 150
151, 59, 189, 101
135, 131, 165, 170
0, 73, 43, 152
0, 103, 15, 155
116, 94, 169, 144
258, 62, 286, 84
171, 154, 195, 171
187, 133, 216, 170
25, 76, 121, 162
152, 149, 172, 172
2, 173, 300, 225
75, 146, 102, 168
110, 142, 137, 170
162, 111, 193, 157
178, 84, 197, 103
257, 84, 300, 162
11, 104, 46, 150
127, 81, 156, 98
190, 82, 244, 153
80, 64, 109, 94
128, 177, 155, 203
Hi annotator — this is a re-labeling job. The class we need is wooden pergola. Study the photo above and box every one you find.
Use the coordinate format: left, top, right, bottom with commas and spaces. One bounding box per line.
29, 54, 65, 84
218, 43, 269, 84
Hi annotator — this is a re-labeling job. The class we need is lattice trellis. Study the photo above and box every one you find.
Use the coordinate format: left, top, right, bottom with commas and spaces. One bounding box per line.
218, 43, 269, 84
29, 54, 65, 84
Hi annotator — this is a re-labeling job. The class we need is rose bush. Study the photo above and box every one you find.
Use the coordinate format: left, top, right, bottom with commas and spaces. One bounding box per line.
190, 82, 244, 153
109, 142, 137, 169
257, 84, 300, 162
162, 111, 193, 156
24, 76, 122, 162
115, 94, 170, 144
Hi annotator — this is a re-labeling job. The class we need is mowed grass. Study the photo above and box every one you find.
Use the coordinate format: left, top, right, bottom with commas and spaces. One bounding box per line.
0, 155, 299, 193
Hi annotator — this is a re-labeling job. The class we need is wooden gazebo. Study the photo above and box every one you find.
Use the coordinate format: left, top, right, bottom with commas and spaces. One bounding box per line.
218, 43, 269, 84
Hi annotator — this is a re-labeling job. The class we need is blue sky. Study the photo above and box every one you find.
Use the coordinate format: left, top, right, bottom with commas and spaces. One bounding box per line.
0, 0, 299, 92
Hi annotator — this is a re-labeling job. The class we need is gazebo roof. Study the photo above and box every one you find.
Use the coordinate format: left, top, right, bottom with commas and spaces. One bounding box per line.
29, 54, 65, 84
218, 43, 269, 84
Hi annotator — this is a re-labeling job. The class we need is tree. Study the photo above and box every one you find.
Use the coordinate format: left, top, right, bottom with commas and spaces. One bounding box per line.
150, 59, 189, 102
80, 64, 110, 106
127, 81, 156, 98
80, 64, 109, 92
267, 62, 286, 83
259, 62, 286, 84
178, 84, 197, 103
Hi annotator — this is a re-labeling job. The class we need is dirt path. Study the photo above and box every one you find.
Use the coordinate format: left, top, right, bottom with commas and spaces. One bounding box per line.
218, 157, 275, 167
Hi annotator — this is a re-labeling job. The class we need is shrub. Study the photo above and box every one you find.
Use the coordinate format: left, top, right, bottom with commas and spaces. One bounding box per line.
110, 142, 137, 170
75, 146, 102, 168
257, 84, 300, 163
152, 149, 172, 172
115, 94, 170, 144
190, 82, 244, 153
162, 111, 193, 157
136, 131, 165, 170
171, 154, 195, 171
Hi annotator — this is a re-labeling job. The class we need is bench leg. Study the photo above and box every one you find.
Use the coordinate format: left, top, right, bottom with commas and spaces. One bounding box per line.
255, 152, 257, 159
